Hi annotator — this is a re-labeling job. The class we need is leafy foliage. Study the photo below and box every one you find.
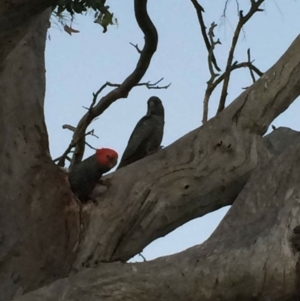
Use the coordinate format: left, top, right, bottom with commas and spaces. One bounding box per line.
53, 0, 117, 33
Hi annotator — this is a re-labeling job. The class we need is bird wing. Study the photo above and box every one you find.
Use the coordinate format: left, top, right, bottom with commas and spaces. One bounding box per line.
121, 115, 154, 162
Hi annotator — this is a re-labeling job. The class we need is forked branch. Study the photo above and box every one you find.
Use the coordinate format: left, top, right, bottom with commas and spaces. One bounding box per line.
190, 1, 264, 123
202, 30, 263, 123
190, 0, 221, 72
217, 0, 265, 113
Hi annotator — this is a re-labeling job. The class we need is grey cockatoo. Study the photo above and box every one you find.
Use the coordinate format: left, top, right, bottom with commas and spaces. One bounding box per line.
117, 96, 165, 169
68, 148, 118, 202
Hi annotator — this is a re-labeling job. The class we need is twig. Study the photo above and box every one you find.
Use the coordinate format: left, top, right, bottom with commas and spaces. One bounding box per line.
54, 127, 99, 167
138, 253, 147, 262
53, 155, 71, 164
62, 124, 76, 132
247, 48, 256, 83
56, 143, 75, 167
92, 79, 171, 91
85, 141, 97, 150
190, 0, 221, 72
130, 42, 142, 54
202, 50, 263, 123
222, 0, 240, 19
217, 0, 265, 114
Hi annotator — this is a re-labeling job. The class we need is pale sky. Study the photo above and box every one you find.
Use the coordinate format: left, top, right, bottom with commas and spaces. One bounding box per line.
45, 1, 300, 261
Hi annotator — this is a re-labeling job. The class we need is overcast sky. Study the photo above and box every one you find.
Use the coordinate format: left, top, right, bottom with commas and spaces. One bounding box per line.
45, 0, 300, 261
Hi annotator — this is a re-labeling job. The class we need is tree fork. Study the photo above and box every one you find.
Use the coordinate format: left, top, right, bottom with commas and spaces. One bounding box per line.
16, 134, 300, 301
71, 35, 300, 269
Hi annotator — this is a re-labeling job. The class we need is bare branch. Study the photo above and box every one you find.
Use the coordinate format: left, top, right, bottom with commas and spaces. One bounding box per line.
217, 0, 265, 114
56, 143, 75, 167
53, 155, 71, 164
190, 0, 221, 72
62, 124, 76, 132
202, 22, 221, 123
203, 62, 260, 124
92, 79, 171, 90
55, 127, 99, 167
68, 0, 159, 168
202, 27, 263, 123
85, 141, 97, 150
247, 49, 255, 82
222, 0, 240, 19
135, 78, 171, 89
138, 253, 147, 262
59, 77, 169, 168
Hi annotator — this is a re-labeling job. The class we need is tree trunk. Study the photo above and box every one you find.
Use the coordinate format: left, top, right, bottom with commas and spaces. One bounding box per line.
0, 6, 79, 301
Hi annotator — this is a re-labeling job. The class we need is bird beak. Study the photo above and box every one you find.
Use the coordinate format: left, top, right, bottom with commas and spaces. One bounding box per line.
110, 157, 118, 168
146, 100, 154, 116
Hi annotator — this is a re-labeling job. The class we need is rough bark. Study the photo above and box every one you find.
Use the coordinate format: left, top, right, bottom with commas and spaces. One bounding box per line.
71, 35, 300, 269
0, 6, 79, 301
15, 139, 300, 301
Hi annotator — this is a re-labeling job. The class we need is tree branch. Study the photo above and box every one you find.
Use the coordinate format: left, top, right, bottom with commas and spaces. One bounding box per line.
129, 42, 142, 53
66, 35, 300, 269
217, 0, 265, 113
0, 7, 80, 301
16, 138, 300, 301
58, 76, 170, 168
202, 44, 263, 123
55, 127, 99, 167
190, 0, 221, 72
69, 0, 159, 168
202, 22, 221, 123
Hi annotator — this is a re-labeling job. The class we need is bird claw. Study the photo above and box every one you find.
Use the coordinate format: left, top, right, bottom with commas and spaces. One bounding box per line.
91, 198, 99, 206
147, 145, 164, 156
99, 178, 112, 188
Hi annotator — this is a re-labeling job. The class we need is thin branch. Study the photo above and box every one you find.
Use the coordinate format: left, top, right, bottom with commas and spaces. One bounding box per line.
217, 0, 265, 114
54, 127, 99, 167
190, 0, 221, 72
56, 143, 75, 167
91, 79, 171, 91
247, 48, 263, 83
53, 155, 71, 164
138, 253, 147, 262
69, 0, 159, 168
62, 124, 76, 132
85, 141, 97, 150
202, 48, 263, 123
222, 0, 240, 19
129, 42, 142, 54
222, 0, 231, 17
202, 22, 221, 123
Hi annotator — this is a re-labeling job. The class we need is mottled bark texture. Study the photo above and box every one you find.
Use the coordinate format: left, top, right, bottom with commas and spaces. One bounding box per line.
1, 0, 300, 300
